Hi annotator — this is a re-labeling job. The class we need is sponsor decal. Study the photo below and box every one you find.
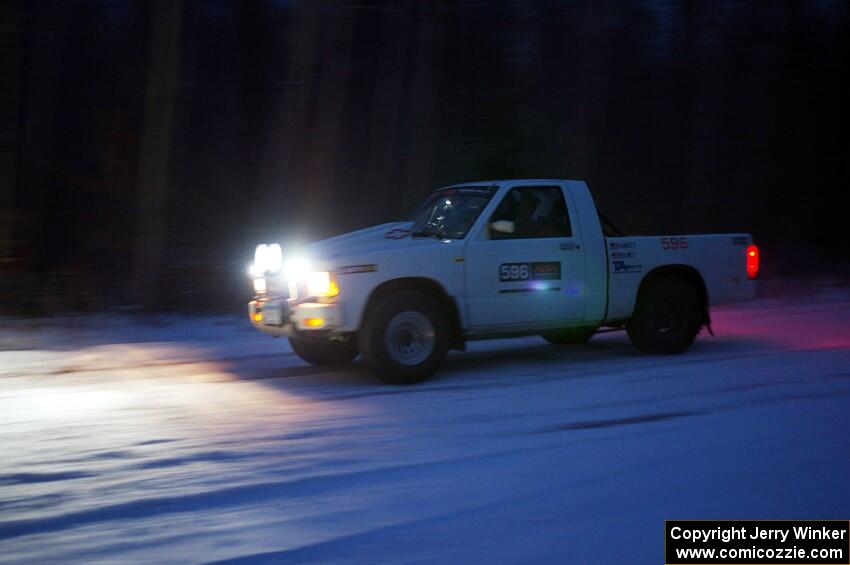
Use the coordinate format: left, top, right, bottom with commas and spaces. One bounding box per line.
612, 260, 642, 274
435, 186, 495, 196
455, 187, 493, 195
499, 262, 562, 282
610, 251, 635, 259
610, 240, 636, 250
434, 186, 494, 197
532, 261, 561, 280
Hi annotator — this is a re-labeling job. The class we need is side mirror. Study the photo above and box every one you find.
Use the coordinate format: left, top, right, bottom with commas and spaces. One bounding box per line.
490, 220, 515, 235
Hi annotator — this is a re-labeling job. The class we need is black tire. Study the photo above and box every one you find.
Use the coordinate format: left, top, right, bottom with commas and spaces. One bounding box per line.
541, 326, 596, 345
626, 274, 702, 354
289, 335, 358, 366
359, 291, 449, 384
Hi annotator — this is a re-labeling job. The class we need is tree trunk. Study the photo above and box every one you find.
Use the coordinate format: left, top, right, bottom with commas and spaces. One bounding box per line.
133, 0, 182, 307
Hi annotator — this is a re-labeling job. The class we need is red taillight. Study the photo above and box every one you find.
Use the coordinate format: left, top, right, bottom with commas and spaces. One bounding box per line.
746, 245, 759, 279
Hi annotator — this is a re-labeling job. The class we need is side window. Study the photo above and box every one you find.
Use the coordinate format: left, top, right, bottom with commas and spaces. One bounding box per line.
489, 186, 572, 240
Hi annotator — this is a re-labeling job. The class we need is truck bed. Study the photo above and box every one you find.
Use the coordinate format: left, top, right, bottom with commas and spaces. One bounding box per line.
604, 234, 757, 322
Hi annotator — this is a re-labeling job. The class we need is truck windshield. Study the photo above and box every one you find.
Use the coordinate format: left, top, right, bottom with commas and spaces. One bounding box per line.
410, 187, 494, 240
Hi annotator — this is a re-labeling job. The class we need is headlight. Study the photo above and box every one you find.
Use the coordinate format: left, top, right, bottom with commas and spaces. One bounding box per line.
306, 271, 339, 297
253, 278, 266, 294
252, 243, 282, 274
282, 256, 311, 280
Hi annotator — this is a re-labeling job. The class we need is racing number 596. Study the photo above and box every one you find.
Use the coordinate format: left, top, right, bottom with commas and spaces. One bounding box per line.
661, 237, 688, 250
500, 263, 529, 281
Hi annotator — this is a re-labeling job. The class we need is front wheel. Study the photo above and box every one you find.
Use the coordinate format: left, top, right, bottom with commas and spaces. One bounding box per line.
359, 291, 449, 384
289, 335, 358, 366
626, 274, 702, 354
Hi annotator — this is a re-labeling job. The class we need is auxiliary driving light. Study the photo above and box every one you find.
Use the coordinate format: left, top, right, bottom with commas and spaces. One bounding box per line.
252, 243, 283, 274
283, 256, 311, 280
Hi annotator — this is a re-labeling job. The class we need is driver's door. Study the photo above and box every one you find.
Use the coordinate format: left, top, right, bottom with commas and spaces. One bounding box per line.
464, 183, 586, 330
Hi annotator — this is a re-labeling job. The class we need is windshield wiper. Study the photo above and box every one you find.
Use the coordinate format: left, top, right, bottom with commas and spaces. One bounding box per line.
411, 230, 444, 239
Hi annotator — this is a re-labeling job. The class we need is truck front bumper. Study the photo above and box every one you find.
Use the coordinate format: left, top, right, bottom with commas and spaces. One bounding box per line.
249, 299, 344, 337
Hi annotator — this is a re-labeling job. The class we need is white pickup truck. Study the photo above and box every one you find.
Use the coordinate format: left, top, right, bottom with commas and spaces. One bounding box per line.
248, 179, 759, 383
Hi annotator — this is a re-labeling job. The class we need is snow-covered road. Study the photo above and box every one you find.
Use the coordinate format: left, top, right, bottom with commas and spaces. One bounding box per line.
2, 294, 849, 564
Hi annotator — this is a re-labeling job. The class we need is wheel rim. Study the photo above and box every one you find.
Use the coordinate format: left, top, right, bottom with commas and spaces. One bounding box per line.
384, 311, 435, 366
653, 297, 684, 334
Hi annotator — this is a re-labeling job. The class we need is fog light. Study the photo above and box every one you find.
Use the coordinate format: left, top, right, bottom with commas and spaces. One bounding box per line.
252, 312, 263, 323
304, 317, 324, 328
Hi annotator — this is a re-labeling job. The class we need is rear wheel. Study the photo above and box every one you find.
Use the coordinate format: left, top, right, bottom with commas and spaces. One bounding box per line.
541, 326, 596, 345
626, 274, 702, 354
360, 291, 449, 384
289, 335, 358, 366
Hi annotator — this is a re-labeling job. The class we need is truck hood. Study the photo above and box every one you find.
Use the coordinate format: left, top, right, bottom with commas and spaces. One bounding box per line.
306, 221, 423, 262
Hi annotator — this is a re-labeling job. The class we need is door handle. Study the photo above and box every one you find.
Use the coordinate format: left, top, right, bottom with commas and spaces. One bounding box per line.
560, 243, 580, 251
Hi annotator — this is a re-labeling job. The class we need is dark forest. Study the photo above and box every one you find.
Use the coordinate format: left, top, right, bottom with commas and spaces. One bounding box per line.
2, 1, 847, 313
